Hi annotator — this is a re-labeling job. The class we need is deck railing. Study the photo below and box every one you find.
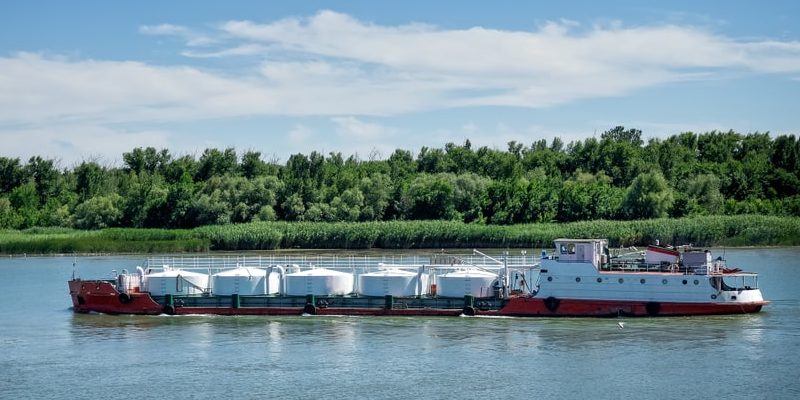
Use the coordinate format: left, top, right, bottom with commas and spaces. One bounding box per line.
145, 253, 539, 274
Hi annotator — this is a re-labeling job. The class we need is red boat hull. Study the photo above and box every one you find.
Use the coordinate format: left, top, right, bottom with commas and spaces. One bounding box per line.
68, 280, 767, 317
498, 297, 765, 317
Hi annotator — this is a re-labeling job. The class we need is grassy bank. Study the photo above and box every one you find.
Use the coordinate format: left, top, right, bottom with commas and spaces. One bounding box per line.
1, 215, 798, 254
0, 227, 209, 254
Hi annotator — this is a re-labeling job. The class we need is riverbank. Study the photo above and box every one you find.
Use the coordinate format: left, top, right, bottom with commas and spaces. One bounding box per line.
1, 215, 798, 254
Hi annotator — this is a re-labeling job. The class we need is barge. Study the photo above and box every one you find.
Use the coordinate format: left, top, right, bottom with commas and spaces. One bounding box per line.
68, 239, 768, 317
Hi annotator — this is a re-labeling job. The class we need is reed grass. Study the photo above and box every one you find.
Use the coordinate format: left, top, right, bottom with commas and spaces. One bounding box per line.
1, 215, 798, 254
0, 228, 209, 254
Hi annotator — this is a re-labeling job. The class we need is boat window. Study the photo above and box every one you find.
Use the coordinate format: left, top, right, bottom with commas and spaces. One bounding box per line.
560, 244, 568, 254
567, 243, 576, 254
710, 276, 755, 291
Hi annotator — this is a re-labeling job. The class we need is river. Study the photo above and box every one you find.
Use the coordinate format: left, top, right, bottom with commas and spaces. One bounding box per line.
1, 248, 798, 399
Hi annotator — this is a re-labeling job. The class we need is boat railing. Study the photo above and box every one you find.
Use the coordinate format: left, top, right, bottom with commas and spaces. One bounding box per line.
605, 261, 676, 273
604, 259, 739, 276
144, 254, 538, 273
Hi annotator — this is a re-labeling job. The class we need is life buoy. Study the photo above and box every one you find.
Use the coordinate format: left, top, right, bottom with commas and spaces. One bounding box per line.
544, 296, 560, 312
303, 303, 317, 315
645, 302, 661, 316
463, 306, 476, 316
118, 293, 131, 304
163, 305, 176, 315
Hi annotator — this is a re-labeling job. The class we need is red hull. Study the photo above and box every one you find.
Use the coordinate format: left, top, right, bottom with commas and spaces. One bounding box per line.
69, 280, 767, 317
69, 280, 163, 315
498, 297, 765, 317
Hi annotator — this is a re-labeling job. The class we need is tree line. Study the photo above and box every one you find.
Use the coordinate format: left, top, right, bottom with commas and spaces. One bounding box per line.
1, 127, 798, 230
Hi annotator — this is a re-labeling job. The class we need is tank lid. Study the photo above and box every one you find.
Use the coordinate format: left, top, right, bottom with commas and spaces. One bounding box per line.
213, 267, 267, 277
361, 269, 417, 277
146, 269, 208, 278
441, 269, 497, 278
287, 268, 353, 277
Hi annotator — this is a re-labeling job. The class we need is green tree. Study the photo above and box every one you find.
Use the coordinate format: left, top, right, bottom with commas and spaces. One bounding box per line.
165, 174, 196, 228
73, 194, 123, 229
164, 155, 198, 184
521, 139, 567, 178
0, 157, 24, 195
601, 126, 643, 146
123, 147, 171, 175
0, 197, 19, 228
417, 147, 451, 174
74, 161, 109, 201
444, 140, 477, 174
281, 193, 306, 221
684, 174, 724, 215
451, 173, 490, 223
39, 199, 72, 227
387, 149, 415, 181
24, 156, 61, 205
189, 192, 231, 226
9, 181, 40, 228
121, 173, 169, 228
622, 171, 674, 219
475, 146, 521, 180
195, 148, 238, 181
557, 173, 623, 222
359, 174, 391, 221
331, 188, 364, 221
484, 179, 526, 224
240, 151, 269, 179
402, 174, 457, 220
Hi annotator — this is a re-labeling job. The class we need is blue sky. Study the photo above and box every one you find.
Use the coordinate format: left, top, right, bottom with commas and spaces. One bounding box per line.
1, 1, 799, 166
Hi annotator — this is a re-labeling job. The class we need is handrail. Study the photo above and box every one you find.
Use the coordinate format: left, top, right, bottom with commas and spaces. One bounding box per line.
144, 253, 538, 273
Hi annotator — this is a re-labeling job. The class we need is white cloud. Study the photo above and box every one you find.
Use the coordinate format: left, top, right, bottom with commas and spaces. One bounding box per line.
2, 11, 800, 159
139, 24, 216, 47
0, 52, 281, 126
288, 124, 313, 144
4, 13, 799, 125
212, 10, 800, 110
181, 43, 267, 58
331, 116, 394, 140
139, 23, 188, 36
0, 125, 170, 166
461, 122, 479, 135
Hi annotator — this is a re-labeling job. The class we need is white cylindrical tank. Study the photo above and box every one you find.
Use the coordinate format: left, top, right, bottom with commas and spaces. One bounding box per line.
285, 268, 354, 296
357, 269, 428, 297
144, 269, 209, 296
212, 267, 280, 295
436, 269, 498, 298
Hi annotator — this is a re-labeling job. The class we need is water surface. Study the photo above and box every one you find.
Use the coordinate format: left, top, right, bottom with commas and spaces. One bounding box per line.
0, 248, 798, 399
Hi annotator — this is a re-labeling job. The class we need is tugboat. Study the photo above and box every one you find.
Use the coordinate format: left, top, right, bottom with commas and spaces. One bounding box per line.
69, 239, 768, 317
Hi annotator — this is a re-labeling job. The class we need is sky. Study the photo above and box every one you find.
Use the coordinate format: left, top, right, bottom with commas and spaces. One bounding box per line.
1, 0, 799, 166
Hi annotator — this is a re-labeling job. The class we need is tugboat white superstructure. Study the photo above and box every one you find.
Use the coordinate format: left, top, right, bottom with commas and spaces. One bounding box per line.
519, 239, 766, 316
69, 238, 767, 317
